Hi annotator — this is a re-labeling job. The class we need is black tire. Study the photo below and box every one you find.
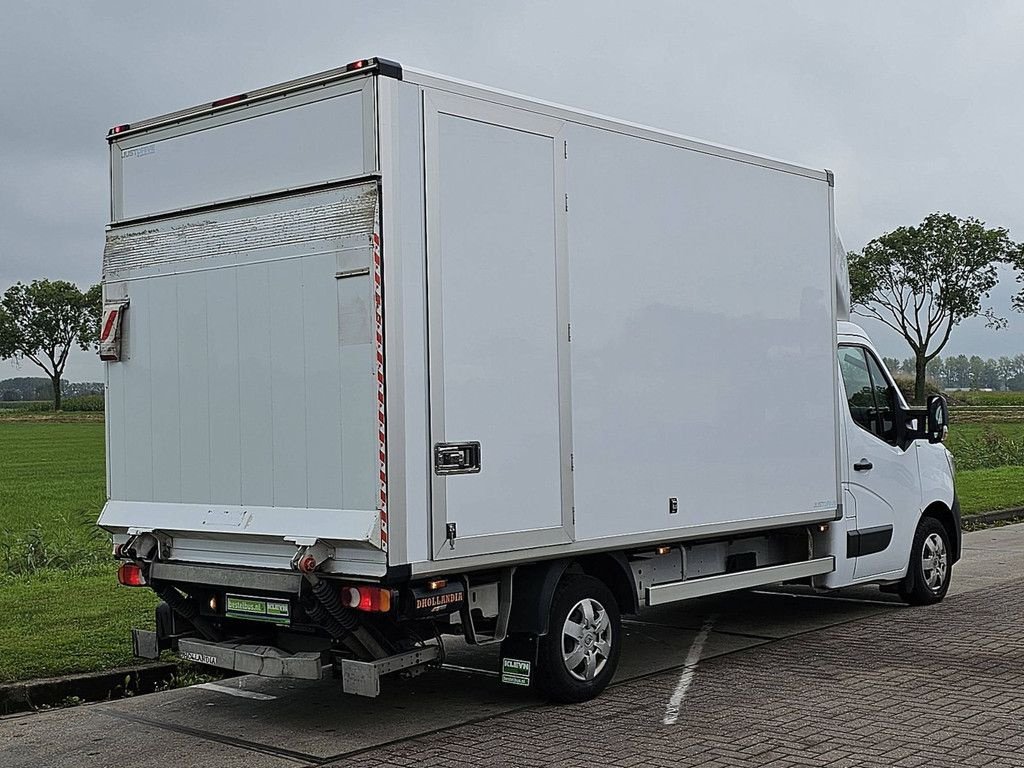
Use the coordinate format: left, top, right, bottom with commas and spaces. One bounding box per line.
535, 575, 621, 703
899, 516, 952, 606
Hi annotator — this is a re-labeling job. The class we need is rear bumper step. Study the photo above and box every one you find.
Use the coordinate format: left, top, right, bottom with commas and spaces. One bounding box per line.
172, 638, 441, 696
178, 638, 328, 680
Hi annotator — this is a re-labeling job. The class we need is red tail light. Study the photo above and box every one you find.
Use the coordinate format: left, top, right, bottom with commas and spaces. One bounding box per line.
117, 562, 147, 587
341, 585, 392, 612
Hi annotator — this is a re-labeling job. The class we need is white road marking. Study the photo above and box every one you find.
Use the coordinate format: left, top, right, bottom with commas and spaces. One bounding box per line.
194, 682, 277, 701
662, 615, 716, 725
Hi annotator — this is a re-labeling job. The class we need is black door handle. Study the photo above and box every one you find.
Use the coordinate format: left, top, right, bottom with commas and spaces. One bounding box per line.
853, 459, 873, 472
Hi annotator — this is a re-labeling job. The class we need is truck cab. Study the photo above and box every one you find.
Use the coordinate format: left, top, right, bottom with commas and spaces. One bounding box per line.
823, 321, 959, 600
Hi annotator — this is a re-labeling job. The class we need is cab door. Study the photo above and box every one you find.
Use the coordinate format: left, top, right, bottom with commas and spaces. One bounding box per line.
837, 345, 920, 578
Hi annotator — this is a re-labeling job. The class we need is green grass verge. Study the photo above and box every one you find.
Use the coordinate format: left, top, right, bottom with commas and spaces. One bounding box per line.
956, 466, 1024, 516
0, 419, 151, 682
947, 422, 1024, 444
950, 391, 1024, 406
0, 566, 156, 683
0, 421, 106, 546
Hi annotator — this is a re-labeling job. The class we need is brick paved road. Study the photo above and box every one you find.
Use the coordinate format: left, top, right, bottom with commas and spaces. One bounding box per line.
337, 581, 1024, 768
3, 526, 1023, 767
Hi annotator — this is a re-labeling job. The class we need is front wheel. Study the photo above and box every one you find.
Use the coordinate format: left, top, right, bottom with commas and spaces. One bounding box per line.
535, 575, 621, 703
899, 516, 952, 606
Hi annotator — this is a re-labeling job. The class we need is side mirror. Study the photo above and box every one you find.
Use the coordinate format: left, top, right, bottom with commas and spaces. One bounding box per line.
926, 394, 948, 444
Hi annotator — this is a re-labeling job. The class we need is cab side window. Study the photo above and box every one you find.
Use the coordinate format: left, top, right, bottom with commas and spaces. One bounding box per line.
864, 352, 897, 444
838, 346, 898, 445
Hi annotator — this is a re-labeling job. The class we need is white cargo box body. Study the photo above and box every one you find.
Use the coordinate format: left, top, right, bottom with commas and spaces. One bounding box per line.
100, 63, 839, 579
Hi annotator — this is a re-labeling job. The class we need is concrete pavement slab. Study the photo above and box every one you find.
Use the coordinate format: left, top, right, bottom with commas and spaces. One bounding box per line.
0, 704, 301, 768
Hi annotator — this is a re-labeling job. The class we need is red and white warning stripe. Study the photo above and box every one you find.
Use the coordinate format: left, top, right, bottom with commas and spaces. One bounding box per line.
372, 205, 388, 553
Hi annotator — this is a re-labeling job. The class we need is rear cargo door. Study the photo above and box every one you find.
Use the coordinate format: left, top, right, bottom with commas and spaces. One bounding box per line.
423, 91, 573, 559
100, 181, 386, 568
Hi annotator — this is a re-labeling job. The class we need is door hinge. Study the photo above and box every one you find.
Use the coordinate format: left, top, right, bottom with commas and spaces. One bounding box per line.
564, 193, 569, 212
567, 323, 572, 342
563, 141, 568, 159
570, 452, 574, 471
445, 522, 457, 550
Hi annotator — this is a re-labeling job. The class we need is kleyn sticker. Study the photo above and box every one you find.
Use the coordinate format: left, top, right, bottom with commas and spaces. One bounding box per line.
501, 658, 531, 687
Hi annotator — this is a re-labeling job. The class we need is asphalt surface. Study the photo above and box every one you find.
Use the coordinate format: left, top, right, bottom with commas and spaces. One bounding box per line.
1, 524, 1022, 767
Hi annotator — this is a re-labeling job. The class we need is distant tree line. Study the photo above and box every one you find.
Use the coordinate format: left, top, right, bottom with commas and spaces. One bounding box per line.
0, 377, 103, 402
882, 354, 1024, 391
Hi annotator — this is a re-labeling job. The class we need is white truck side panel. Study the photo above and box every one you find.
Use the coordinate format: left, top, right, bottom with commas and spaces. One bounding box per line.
563, 123, 837, 540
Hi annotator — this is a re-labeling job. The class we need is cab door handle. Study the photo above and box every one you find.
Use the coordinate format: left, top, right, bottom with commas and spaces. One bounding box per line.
853, 459, 873, 472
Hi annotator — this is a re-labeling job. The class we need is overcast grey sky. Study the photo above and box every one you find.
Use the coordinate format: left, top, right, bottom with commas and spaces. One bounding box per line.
2, 0, 1023, 382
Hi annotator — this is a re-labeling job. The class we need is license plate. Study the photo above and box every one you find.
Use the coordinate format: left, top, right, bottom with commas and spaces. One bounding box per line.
225, 594, 291, 625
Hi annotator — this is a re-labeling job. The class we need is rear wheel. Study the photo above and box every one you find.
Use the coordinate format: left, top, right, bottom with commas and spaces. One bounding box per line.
899, 516, 952, 606
536, 575, 621, 703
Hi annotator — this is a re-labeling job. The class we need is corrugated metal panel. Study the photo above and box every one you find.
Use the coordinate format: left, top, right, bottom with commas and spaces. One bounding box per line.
103, 183, 378, 277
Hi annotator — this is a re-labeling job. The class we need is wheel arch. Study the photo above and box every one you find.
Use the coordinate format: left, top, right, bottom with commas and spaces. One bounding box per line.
920, 498, 961, 563
575, 552, 640, 617
506, 552, 639, 637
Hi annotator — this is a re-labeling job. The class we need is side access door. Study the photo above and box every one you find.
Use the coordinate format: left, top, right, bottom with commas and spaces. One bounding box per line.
423, 91, 573, 559
837, 345, 920, 578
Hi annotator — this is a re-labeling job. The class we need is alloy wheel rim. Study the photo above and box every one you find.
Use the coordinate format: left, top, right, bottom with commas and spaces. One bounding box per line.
561, 598, 612, 681
921, 532, 948, 592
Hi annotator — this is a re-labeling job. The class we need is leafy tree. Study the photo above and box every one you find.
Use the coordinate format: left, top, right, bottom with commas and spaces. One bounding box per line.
0, 281, 102, 410
968, 355, 986, 389
945, 354, 970, 389
849, 213, 1019, 403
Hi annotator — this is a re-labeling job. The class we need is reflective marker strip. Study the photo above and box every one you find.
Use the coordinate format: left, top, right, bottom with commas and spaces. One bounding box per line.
373, 200, 388, 553
100, 309, 119, 341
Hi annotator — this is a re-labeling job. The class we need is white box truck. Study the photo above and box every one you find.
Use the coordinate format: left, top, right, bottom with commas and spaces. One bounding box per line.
99, 57, 958, 702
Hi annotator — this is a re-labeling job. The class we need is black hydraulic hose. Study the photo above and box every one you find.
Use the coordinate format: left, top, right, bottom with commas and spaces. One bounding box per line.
155, 584, 219, 641
156, 584, 197, 619
310, 577, 359, 632
303, 599, 351, 641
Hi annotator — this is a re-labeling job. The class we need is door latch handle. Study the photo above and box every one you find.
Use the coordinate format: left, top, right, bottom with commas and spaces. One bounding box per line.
853, 459, 873, 472
434, 442, 481, 475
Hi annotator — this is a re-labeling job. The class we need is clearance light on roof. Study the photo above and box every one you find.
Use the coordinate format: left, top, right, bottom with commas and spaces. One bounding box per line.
211, 93, 248, 108
344, 57, 402, 79
108, 124, 131, 136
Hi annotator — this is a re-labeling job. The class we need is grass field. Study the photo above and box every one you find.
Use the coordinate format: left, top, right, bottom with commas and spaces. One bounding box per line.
950, 391, 1024, 406
0, 568, 157, 681
955, 467, 1024, 516
0, 420, 106, 554
0, 403, 1023, 683
0, 416, 156, 683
